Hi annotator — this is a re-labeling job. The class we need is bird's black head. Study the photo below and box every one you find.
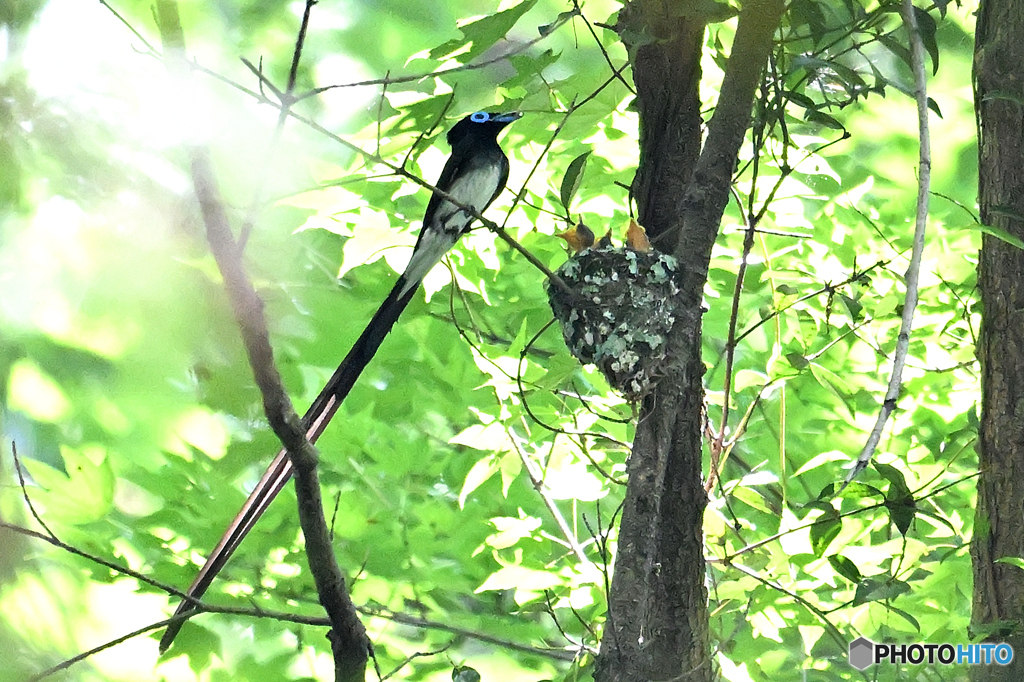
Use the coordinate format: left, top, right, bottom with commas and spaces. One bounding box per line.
447, 110, 521, 147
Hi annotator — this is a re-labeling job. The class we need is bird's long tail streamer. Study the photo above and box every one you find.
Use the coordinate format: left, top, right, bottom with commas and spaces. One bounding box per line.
160, 274, 419, 651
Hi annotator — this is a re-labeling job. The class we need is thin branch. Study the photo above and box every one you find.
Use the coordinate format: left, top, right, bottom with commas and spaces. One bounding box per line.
542, 590, 598, 654
235, 0, 316, 251
712, 194, 758, 491
99, 0, 574, 295
380, 641, 455, 681
843, 0, 931, 484
733, 260, 887, 345
674, 0, 787, 300
728, 562, 847, 649
10, 442, 58, 540
358, 606, 576, 662
509, 431, 592, 566
26, 617, 180, 682
263, 102, 574, 295
302, 9, 579, 99
2, 516, 569, 673
0, 521, 194, 601
715, 472, 977, 565
499, 62, 629, 230
571, 0, 634, 95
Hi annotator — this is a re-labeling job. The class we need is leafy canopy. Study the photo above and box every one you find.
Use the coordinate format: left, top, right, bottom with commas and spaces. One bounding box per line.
0, 0, 980, 680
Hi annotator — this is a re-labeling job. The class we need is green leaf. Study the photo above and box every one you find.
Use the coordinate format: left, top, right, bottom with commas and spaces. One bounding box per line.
459, 456, 499, 508
453, 665, 482, 682
829, 555, 864, 583
791, 56, 865, 88
785, 90, 817, 109
912, 7, 939, 76
504, 50, 561, 89
477, 563, 562, 593
430, 0, 539, 62
486, 513, 543, 549
960, 221, 1024, 251
806, 502, 841, 557
809, 362, 854, 415
874, 461, 911, 499
776, 283, 800, 295
732, 485, 773, 514
171, 620, 221, 671
22, 446, 115, 524
786, 352, 809, 369
561, 651, 595, 682
886, 499, 916, 537
887, 604, 921, 631
539, 9, 577, 36
837, 293, 863, 321
876, 462, 916, 535
803, 110, 846, 131
995, 557, 1024, 571
853, 577, 911, 606
793, 450, 848, 478
878, 33, 913, 70
559, 151, 592, 212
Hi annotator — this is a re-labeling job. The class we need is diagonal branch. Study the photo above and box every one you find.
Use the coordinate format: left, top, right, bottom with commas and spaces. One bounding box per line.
844, 0, 931, 484
154, 2, 367, 679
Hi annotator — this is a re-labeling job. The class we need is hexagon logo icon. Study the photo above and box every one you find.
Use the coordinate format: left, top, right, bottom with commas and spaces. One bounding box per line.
849, 637, 875, 670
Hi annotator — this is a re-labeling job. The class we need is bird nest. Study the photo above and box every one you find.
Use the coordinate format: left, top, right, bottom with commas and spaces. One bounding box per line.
547, 246, 682, 398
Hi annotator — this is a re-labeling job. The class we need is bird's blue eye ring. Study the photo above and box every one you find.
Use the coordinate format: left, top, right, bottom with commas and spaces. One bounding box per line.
470, 111, 489, 123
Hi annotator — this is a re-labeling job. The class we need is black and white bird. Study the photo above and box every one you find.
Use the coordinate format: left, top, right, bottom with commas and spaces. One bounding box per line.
160, 110, 521, 652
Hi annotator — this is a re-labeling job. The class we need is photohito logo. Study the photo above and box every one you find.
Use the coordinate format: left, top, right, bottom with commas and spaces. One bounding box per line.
848, 637, 1014, 670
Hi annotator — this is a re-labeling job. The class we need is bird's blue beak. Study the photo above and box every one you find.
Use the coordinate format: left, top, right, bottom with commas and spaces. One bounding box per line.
493, 112, 522, 124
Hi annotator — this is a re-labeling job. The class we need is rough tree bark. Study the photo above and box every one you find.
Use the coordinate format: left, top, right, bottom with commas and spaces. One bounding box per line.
596, 0, 785, 680
972, 0, 1024, 678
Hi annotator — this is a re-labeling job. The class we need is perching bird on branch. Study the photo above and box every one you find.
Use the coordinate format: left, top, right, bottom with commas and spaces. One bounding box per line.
159, 110, 521, 652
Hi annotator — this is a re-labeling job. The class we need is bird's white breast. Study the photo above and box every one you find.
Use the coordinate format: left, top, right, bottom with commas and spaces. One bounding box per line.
433, 163, 502, 234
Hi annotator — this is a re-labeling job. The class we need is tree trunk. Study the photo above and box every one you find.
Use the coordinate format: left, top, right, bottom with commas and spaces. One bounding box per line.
596, 0, 784, 679
972, 0, 1024, 678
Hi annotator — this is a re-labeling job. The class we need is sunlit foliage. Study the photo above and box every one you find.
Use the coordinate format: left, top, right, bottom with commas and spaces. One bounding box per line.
0, 0, 980, 680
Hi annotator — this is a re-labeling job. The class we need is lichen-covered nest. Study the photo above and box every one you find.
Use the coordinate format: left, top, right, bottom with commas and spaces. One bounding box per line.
547, 246, 682, 398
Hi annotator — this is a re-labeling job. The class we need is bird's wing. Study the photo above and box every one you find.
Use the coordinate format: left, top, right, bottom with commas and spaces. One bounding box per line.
401, 149, 505, 296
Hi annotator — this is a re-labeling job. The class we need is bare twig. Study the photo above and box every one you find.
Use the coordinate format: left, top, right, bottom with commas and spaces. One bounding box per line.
26, 617, 181, 682
358, 606, 576, 661
253, 101, 574, 295
733, 260, 888, 345
236, 0, 316, 250
728, 562, 847, 648
0, 521, 193, 601
10, 442, 58, 540
3, 513, 568, 674
571, 0, 634, 95
711, 198, 758, 492
509, 432, 592, 566
379, 641, 455, 681
97, 0, 574, 295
